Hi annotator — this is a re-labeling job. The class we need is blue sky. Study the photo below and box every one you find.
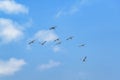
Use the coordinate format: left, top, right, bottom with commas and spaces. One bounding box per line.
0, 0, 120, 80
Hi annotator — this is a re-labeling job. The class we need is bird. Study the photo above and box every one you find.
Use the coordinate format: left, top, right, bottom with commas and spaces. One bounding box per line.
54, 38, 60, 42
55, 41, 61, 45
40, 41, 47, 45
49, 26, 56, 30
66, 36, 74, 40
82, 56, 87, 62
28, 40, 35, 45
79, 44, 86, 47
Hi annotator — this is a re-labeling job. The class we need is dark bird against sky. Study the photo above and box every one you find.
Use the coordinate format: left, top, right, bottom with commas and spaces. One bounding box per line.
55, 41, 61, 45
40, 41, 47, 45
54, 38, 60, 42
66, 36, 74, 40
82, 56, 87, 62
28, 40, 35, 45
79, 44, 86, 47
49, 26, 56, 30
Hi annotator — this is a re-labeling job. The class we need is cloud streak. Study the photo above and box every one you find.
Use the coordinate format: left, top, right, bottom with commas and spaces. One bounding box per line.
0, 58, 26, 76
38, 60, 61, 71
52, 46, 61, 53
55, 0, 89, 18
0, 0, 28, 14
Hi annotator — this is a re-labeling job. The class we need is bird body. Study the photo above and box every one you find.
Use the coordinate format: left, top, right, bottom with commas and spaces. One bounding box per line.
79, 44, 86, 47
55, 41, 61, 45
66, 36, 74, 40
40, 41, 47, 45
49, 26, 56, 30
54, 38, 60, 42
28, 40, 35, 45
82, 56, 87, 62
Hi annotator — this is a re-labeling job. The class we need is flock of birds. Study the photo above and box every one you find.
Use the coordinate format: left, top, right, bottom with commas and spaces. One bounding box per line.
28, 26, 87, 62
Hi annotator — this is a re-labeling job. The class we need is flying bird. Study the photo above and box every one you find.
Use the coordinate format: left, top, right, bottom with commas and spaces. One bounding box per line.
55, 41, 61, 45
82, 56, 87, 62
66, 36, 74, 40
54, 38, 60, 42
79, 44, 86, 47
49, 26, 56, 30
40, 41, 47, 45
28, 40, 35, 45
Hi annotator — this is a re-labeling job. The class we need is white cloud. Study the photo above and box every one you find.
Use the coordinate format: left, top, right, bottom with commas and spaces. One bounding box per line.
0, 18, 23, 44
0, 58, 26, 76
52, 46, 61, 53
55, 10, 64, 18
38, 60, 61, 71
34, 30, 58, 42
0, 0, 28, 14
56, 6, 79, 18
55, 0, 89, 18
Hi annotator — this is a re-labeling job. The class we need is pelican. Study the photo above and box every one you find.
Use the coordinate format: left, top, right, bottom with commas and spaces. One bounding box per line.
54, 38, 60, 42
82, 56, 87, 62
28, 40, 35, 45
55, 41, 61, 45
66, 36, 74, 40
49, 26, 56, 30
40, 41, 47, 45
79, 44, 86, 47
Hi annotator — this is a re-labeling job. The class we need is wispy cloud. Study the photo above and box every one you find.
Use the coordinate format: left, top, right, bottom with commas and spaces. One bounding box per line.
38, 60, 61, 71
0, 58, 26, 76
55, 0, 89, 18
0, 0, 28, 14
52, 46, 61, 53
34, 30, 58, 42
0, 18, 24, 44
78, 71, 90, 80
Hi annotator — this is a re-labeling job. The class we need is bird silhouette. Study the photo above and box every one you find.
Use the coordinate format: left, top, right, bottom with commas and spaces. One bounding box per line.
82, 56, 87, 62
66, 36, 74, 40
55, 41, 61, 45
40, 41, 47, 45
28, 40, 35, 45
79, 44, 86, 47
49, 26, 56, 30
54, 38, 60, 42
